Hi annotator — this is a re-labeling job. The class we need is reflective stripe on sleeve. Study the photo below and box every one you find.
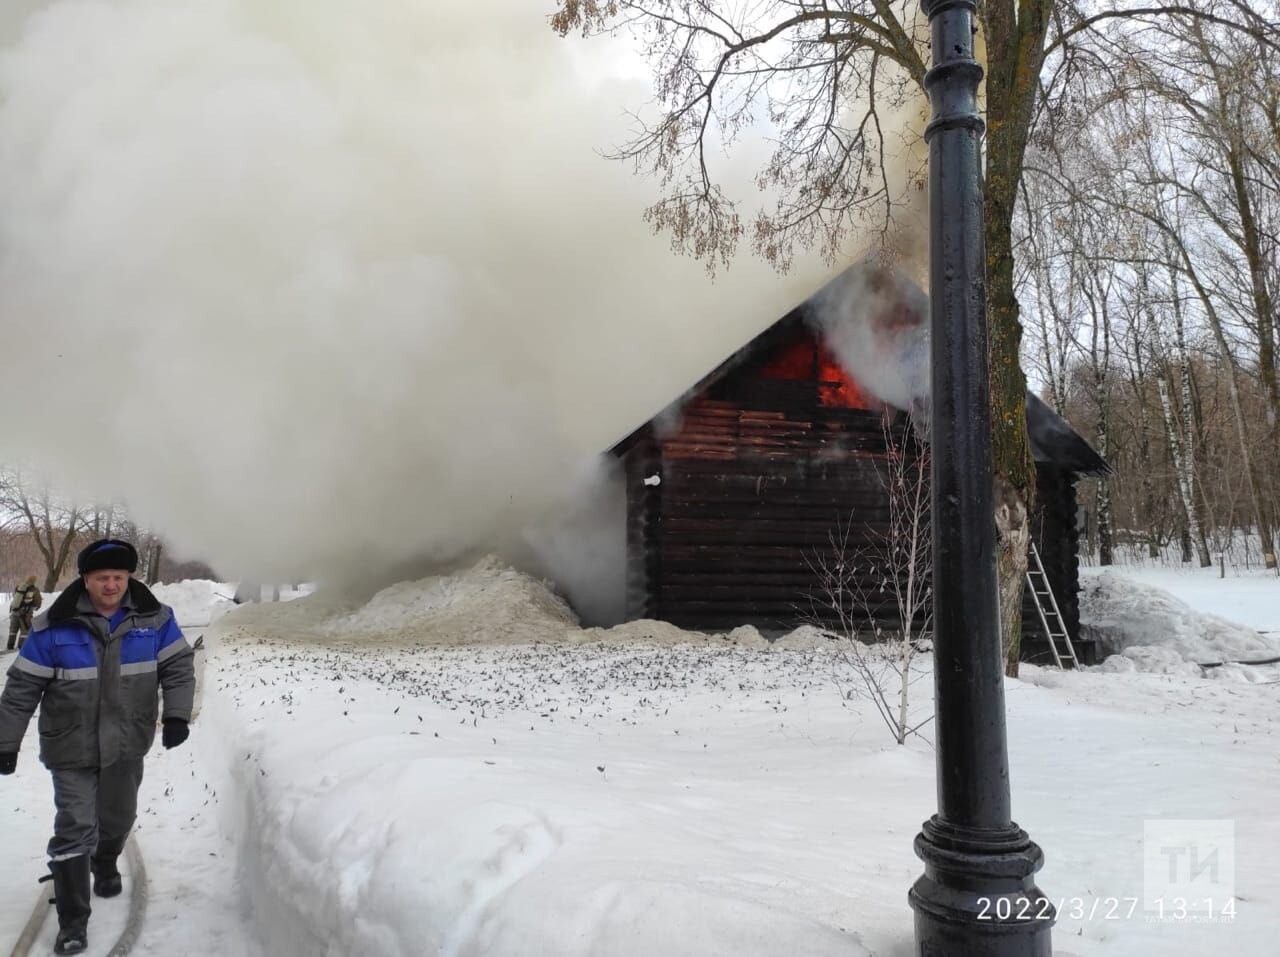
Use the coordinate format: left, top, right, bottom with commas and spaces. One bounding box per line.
12, 656, 55, 678
156, 637, 192, 663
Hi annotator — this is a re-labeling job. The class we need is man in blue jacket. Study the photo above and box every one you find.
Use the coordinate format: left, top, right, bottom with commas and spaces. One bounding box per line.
0, 539, 195, 955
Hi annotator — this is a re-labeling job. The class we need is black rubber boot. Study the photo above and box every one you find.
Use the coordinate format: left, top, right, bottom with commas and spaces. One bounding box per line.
91, 837, 126, 898
49, 856, 91, 955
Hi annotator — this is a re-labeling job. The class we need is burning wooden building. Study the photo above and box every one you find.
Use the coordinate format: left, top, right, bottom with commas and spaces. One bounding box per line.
608, 280, 1108, 664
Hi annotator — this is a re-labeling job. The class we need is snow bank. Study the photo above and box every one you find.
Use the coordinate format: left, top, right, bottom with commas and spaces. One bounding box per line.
151, 579, 238, 628
1080, 570, 1280, 681
202, 635, 892, 957
214, 557, 579, 646
194, 624, 1280, 956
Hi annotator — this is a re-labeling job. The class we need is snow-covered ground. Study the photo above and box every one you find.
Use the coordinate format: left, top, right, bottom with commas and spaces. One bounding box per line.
0, 628, 249, 956
1081, 566, 1280, 680
1081, 562, 1280, 635
2, 561, 1277, 955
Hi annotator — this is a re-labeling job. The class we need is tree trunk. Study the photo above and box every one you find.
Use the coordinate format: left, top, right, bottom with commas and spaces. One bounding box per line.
985, 168, 1036, 677
1172, 283, 1212, 567
1192, 31, 1280, 567
1158, 371, 1206, 565
1095, 422, 1114, 566
1176, 240, 1278, 570
977, 0, 1052, 676
897, 651, 911, 747
146, 543, 163, 586
1225, 146, 1279, 568
1127, 332, 1160, 559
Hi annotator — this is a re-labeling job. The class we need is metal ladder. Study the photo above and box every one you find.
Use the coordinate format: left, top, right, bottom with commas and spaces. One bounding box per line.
1026, 541, 1079, 668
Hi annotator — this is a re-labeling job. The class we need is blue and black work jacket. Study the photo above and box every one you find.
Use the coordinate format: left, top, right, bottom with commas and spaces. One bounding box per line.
0, 579, 195, 769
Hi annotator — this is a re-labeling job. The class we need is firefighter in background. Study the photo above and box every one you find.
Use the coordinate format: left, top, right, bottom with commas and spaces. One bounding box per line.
7, 575, 42, 651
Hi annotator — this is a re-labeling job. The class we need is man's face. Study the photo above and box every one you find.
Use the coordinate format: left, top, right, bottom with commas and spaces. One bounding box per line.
84, 570, 129, 612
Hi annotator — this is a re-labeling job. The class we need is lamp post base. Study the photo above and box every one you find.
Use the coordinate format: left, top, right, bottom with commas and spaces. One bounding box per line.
909, 816, 1055, 956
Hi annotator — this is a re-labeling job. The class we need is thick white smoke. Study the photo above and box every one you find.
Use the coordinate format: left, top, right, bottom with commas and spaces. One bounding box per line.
809, 257, 930, 424
0, 0, 832, 583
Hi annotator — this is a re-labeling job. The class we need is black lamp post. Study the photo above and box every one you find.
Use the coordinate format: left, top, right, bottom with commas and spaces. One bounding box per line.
908, 0, 1054, 953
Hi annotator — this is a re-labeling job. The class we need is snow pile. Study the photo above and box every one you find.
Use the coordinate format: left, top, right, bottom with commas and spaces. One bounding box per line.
215, 557, 578, 646
574, 619, 772, 649
315, 557, 578, 644
1080, 570, 1280, 680
773, 624, 843, 651
150, 579, 237, 627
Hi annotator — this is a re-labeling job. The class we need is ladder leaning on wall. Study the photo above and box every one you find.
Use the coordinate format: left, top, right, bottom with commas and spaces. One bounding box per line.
1026, 541, 1080, 669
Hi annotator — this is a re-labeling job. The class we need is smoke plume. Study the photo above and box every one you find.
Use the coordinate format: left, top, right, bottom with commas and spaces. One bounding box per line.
0, 0, 833, 584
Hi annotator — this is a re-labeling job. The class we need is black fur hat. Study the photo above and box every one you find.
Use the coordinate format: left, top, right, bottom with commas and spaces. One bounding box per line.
77, 538, 139, 575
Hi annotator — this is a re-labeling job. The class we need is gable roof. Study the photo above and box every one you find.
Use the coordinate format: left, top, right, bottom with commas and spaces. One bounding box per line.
610, 302, 1109, 477
610, 306, 808, 458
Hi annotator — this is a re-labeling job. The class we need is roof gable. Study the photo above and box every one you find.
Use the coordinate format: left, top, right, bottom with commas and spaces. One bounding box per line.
610, 299, 1108, 476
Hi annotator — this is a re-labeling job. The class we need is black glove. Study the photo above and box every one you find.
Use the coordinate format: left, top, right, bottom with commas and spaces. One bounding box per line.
161, 718, 189, 750
0, 751, 16, 775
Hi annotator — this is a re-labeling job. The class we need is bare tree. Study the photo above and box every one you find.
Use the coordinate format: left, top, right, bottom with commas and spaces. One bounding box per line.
1100, 20, 1280, 566
110, 516, 168, 585
1147, 260, 1212, 565
0, 468, 91, 590
1018, 175, 1084, 415
808, 424, 932, 745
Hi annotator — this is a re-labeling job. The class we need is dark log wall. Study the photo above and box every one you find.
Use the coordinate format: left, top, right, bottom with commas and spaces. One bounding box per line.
619, 321, 1090, 659
624, 431, 662, 621
630, 327, 913, 632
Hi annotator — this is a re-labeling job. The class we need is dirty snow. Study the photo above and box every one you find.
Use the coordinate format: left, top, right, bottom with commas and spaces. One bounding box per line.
214, 557, 783, 652
215, 557, 578, 647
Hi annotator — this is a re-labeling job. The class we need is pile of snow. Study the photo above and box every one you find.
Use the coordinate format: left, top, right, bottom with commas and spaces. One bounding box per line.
151, 579, 238, 628
316, 557, 579, 644
577, 619, 773, 649
216, 557, 579, 646
1080, 570, 1280, 681
773, 624, 844, 651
